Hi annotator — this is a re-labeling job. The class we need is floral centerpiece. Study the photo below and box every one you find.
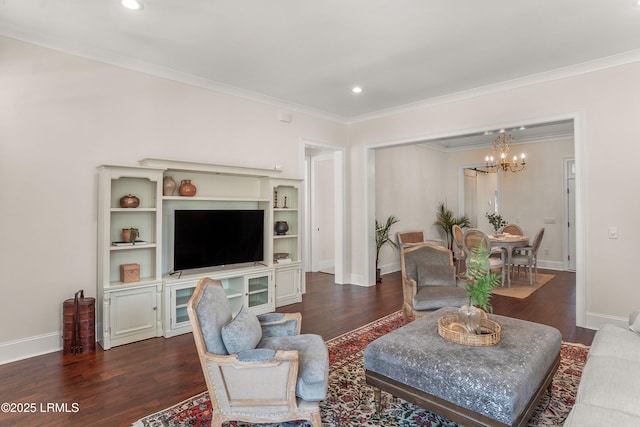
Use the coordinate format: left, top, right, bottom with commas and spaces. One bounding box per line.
485, 212, 507, 234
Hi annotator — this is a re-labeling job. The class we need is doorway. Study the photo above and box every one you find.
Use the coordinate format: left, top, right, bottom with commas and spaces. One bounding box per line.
303, 141, 346, 284
460, 166, 500, 229
364, 113, 585, 326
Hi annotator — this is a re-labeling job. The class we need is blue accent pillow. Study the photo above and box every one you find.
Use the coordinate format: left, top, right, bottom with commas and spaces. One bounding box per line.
221, 305, 262, 354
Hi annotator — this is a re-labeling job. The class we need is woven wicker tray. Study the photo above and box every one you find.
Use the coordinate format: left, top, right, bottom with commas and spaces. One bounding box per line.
438, 314, 501, 346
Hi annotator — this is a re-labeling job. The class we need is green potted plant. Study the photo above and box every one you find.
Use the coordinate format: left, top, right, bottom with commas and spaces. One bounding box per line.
459, 239, 501, 333
122, 227, 140, 244
485, 212, 507, 234
434, 202, 470, 251
375, 215, 399, 282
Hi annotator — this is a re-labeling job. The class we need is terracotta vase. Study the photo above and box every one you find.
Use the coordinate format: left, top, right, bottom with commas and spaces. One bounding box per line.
179, 179, 197, 197
163, 176, 177, 196
119, 194, 139, 208
121, 228, 139, 243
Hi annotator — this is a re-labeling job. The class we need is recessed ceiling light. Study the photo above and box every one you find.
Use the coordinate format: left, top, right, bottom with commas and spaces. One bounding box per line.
122, 0, 143, 11
352, 86, 363, 94
633, 0, 640, 6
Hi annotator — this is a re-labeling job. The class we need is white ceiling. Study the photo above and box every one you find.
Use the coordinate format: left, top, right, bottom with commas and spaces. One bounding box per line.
2, 0, 640, 128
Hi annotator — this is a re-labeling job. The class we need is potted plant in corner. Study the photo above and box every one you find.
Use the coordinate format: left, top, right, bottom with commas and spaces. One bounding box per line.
459, 239, 501, 333
375, 215, 399, 283
434, 202, 470, 252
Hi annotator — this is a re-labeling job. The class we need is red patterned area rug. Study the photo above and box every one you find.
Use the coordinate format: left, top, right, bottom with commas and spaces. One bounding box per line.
132, 311, 588, 427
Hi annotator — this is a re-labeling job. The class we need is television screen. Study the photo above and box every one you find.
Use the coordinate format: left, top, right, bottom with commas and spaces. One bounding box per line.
174, 210, 264, 271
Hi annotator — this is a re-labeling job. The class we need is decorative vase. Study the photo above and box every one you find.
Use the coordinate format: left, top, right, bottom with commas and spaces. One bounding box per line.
458, 304, 482, 334
121, 228, 139, 243
179, 179, 197, 197
275, 221, 289, 235
119, 194, 139, 208
163, 176, 177, 196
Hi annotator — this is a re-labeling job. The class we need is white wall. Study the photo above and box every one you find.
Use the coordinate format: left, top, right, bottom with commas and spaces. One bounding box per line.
349, 61, 640, 329
374, 144, 447, 272
0, 36, 346, 362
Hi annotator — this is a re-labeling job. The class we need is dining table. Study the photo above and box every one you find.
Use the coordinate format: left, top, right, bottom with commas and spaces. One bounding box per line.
488, 233, 529, 287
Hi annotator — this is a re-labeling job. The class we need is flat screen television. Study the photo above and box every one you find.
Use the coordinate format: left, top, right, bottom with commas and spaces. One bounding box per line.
174, 209, 264, 271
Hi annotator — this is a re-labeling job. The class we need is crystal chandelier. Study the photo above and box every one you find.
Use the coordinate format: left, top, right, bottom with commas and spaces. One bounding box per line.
484, 131, 526, 173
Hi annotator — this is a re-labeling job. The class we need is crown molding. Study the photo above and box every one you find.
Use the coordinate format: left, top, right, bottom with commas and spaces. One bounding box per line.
4, 25, 640, 126
347, 49, 640, 124
0, 29, 347, 124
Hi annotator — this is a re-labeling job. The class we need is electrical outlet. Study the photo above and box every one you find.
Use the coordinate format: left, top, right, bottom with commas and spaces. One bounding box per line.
544, 247, 550, 255
608, 227, 618, 239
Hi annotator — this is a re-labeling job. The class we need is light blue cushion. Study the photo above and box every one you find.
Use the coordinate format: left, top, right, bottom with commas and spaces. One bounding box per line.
412, 286, 467, 310
221, 305, 262, 354
236, 348, 277, 362
258, 334, 328, 401
258, 313, 285, 323
417, 264, 456, 287
195, 281, 233, 355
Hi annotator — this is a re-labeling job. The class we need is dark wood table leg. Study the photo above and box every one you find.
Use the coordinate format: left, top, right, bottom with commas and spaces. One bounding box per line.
373, 387, 382, 413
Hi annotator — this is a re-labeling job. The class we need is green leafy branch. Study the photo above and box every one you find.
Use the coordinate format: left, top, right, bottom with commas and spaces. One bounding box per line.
464, 239, 501, 312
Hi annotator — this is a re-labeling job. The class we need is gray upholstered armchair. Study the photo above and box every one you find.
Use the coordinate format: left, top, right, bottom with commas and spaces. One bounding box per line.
187, 277, 328, 427
400, 243, 468, 323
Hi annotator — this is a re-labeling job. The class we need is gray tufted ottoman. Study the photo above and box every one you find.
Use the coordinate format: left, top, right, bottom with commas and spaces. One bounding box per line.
364, 307, 561, 427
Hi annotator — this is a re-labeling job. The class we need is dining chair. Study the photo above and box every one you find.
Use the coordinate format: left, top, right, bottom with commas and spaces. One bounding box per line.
500, 223, 524, 236
500, 223, 525, 256
462, 228, 506, 287
397, 230, 424, 248
510, 227, 545, 285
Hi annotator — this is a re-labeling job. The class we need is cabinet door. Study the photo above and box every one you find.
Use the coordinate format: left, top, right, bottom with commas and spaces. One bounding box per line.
245, 273, 274, 314
107, 286, 159, 348
166, 283, 196, 336
275, 265, 302, 307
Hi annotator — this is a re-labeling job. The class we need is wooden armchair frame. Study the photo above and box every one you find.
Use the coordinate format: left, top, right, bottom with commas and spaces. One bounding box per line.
400, 243, 456, 323
187, 278, 322, 427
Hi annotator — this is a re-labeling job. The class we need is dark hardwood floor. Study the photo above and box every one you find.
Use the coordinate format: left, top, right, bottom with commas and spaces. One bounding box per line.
0, 268, 593, 426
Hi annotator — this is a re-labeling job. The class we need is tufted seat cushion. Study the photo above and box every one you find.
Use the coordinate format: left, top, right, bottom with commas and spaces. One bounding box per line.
258, 334, 329, 401
412, 286, 468, 311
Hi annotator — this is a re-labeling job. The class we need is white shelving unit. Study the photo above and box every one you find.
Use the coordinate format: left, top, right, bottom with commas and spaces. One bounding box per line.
98, 160, 304, 343
97, 166, 164, 350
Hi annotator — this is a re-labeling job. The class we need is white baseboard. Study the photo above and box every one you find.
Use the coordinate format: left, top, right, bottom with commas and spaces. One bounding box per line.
316, 259, 335, 272
380, 261, 401, 275
585, 311, 628, 331
0, 331, 62, 365
348, 273, 374, 287
536, 260, 566, 271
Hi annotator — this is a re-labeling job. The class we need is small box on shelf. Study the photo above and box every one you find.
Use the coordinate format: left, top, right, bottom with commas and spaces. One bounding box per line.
120, 263, 141, 283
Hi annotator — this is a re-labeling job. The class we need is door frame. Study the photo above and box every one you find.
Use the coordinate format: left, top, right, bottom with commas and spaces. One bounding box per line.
564, 157, 576, 271
364, 112, 585, 327
302, 139, 347, 284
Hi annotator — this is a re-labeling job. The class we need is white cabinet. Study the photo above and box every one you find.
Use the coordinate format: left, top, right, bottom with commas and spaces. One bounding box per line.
97, 166, 164, 349
163, 267, 275, 337
275, 264, 302, 306
104, 283, 162, 347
